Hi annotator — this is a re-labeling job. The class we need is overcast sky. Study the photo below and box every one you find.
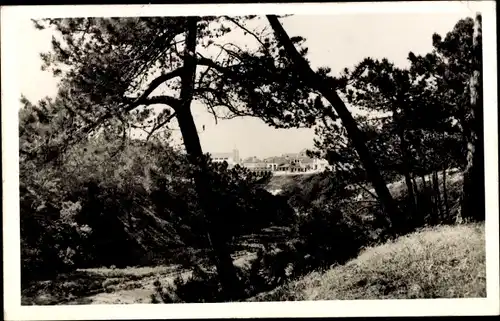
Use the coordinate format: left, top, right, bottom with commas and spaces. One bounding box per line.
17, 11, 473, 159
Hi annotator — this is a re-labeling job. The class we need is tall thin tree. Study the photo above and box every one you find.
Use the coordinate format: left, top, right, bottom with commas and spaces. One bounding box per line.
460, 13, 484, 222
266, 15, 400, 229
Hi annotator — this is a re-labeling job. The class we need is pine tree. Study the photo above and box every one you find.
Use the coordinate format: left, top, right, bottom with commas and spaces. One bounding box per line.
266, 15, 399, 230
30, 15, 334, 299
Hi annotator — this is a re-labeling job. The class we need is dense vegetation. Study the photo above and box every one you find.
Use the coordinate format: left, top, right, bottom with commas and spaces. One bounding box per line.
20, 14, 484, 303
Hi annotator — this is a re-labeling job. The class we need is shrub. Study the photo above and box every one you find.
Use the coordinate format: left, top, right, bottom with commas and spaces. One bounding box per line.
20, 175, 94, 284
151, 265, 225, 303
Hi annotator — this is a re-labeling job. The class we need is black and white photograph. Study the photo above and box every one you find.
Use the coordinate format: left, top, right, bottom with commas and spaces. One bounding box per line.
2, 2, 499, 319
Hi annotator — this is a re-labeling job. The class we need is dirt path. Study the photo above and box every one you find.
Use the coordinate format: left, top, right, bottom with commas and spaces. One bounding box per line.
67, 271, 190, 304
62, 266, 193, 305
23, 238, 274, 305
59, 252, 257, 305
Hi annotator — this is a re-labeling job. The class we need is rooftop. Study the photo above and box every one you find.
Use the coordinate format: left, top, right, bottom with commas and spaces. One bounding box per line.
210, 152, 234, 159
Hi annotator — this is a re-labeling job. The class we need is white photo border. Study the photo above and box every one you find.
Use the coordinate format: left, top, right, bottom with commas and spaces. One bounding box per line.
2, 1, 498, 319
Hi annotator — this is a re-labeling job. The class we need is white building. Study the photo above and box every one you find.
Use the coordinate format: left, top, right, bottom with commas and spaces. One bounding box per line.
313, 158, 331, 171
210, 149, 240, 168
210, 148, 331, 174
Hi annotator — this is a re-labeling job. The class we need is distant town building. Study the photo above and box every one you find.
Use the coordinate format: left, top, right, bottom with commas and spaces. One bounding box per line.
313, 158, 330, 171
242, 162, 273, 175
210, 149, 240, 168
207, 148, 332, 175
208, 148, 331, 175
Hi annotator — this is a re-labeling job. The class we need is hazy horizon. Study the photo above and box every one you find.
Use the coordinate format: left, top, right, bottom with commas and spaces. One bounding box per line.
17, 13, 473, 159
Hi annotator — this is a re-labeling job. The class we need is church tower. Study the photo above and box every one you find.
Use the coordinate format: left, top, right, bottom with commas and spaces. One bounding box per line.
232, 147, 240, 164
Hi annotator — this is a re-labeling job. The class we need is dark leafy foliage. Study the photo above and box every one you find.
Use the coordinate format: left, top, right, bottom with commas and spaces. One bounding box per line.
20, 110, 295, 284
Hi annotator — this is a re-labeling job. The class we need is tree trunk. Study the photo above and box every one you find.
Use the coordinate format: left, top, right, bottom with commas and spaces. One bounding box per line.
421, 174, 428, 190
432, 170, 442, 222
412, 177, 419, 194
402, 165, 416, 210
459, 13, 485, 222
442, 167, 449, 218
440, 129, 450, 220
175, 17, 243, 300
267, 15, 399, 231
395, 116, 417, 217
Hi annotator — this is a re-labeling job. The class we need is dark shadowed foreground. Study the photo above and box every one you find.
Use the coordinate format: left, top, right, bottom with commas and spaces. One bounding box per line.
22, 223, 484, 304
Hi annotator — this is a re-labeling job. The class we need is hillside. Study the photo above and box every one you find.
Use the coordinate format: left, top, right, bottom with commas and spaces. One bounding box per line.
266, 173, 318, 193
250, 223, 486, 301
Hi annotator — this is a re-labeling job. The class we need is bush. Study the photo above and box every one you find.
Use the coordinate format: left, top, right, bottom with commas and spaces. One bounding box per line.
151, 265, 225, 303
20, 198, 93, 283
151, 200, 368, 303
294, 205, 367, 269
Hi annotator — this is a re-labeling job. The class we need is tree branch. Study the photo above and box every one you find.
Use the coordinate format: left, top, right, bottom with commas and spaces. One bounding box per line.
60, 94, 179, 154
146, 112, 177, 141
205, 103, 219, 125
128, 67, 184, 105
224, 16, 268, 51
195, 56, 234, 80
124, 94, 181, 111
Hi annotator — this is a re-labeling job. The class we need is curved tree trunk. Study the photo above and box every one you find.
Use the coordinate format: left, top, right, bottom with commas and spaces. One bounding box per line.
175, 16, 243, 300
459, 13, 485, 222
267, 15, 400, 231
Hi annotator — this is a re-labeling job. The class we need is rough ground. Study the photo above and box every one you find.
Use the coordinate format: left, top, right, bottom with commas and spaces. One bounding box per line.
22, 265, 184, 305
22, 253, 256, 305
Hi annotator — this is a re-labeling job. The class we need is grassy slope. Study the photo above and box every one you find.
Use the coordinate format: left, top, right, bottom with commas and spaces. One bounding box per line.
250, 223, 486, 301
